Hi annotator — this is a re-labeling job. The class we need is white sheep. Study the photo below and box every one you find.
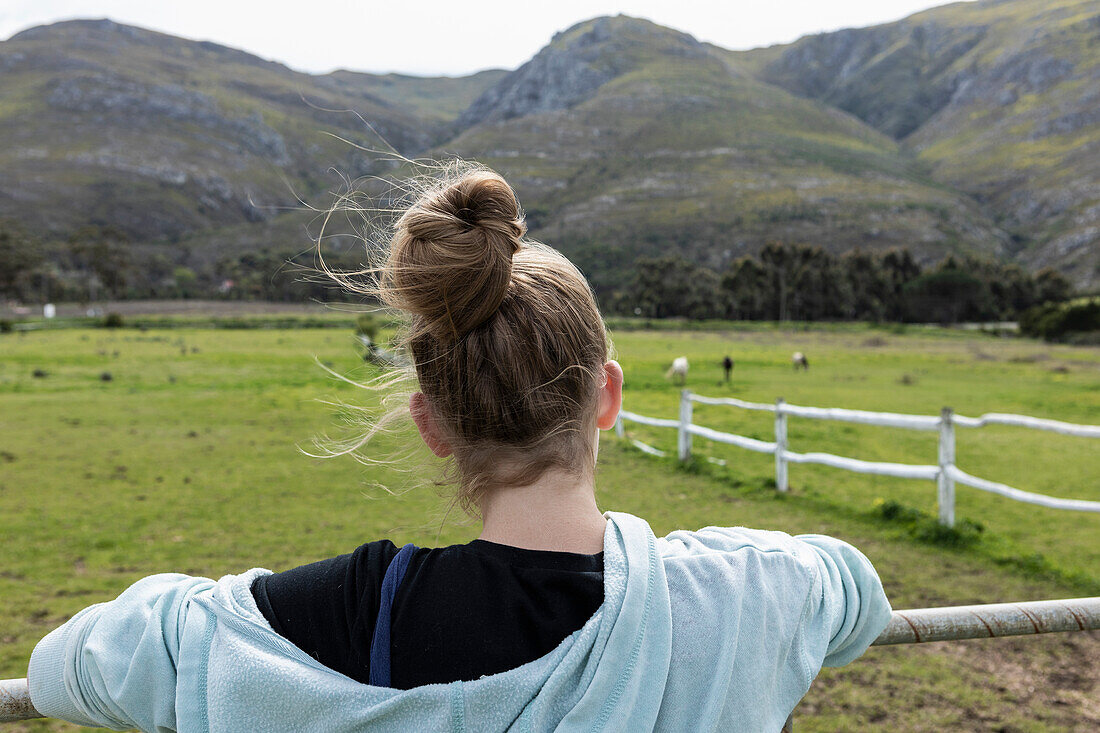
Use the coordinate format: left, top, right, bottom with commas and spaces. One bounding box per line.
666, 356, 689, 385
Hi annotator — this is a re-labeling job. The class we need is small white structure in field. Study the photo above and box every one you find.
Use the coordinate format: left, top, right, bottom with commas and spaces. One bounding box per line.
666, 356, 689, 385
43, 303, 56, 319
792, 352, 809, 370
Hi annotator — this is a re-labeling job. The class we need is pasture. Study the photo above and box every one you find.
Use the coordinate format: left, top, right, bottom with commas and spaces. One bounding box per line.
0, 322, 1098, 731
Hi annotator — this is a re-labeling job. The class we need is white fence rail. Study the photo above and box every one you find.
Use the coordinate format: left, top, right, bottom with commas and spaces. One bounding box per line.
615, 391, 1100, 527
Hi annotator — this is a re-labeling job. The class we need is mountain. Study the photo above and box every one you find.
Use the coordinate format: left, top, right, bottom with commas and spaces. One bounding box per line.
439, 15, 1009, 291
0, 19, 474, 241
732, 0, 1100, 288
1, 3, 1097, 298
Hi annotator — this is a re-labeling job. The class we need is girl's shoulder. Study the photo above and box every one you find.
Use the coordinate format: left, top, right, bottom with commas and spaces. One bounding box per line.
658, 525, 815, 559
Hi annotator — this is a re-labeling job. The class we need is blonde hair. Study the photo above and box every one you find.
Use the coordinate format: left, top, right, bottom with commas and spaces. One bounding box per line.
326, 162, 610, 514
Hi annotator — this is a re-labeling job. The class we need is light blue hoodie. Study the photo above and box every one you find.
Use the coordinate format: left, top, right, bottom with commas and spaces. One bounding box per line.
28, 512, 891, 732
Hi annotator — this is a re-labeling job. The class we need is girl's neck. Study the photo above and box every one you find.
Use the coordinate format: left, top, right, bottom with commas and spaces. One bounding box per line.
476, 469, 606, 555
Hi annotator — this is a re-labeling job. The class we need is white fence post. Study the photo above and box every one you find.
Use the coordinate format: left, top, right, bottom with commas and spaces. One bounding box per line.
678, 390, 693, 462
614, 413, 624, 438
938, 407, 956, 528
775, 397, 788, 492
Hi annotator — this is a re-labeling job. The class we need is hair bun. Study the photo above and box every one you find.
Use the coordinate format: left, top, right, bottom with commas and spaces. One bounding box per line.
384, 168, 526, 338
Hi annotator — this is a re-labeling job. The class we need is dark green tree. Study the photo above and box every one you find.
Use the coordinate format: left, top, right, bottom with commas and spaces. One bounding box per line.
1034, 267, 1073, 304
758, 242, 795, 321
721, 257, 768, 320
877, 248, 922, 320
788, 244, 850, 321
758, 242, 846, 321
631, 256, 725, 319
841, 248, 889, 321
173, 267, 198, 298
69, 226, 131, 300
901, 269, 996, 323
995, 263, 1039, 316
0, 221, 43, 301
952, 255, 1039, 319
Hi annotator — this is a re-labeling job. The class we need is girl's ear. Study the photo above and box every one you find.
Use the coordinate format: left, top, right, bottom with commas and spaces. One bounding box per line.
410, 392, 453, 457
596, 360, 624, 430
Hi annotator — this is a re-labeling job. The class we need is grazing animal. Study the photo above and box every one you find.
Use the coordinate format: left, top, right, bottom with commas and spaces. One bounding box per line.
792, 352, 809, 371
666, 356, 689, 385
358, 334, 408, 367
722, 356, 734, 383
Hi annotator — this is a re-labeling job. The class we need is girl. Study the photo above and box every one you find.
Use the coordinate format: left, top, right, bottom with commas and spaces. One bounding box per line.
27, 165, 891, 731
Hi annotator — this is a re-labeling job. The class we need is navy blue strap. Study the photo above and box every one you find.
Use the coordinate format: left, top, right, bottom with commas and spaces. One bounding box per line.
368, 543, 418, 687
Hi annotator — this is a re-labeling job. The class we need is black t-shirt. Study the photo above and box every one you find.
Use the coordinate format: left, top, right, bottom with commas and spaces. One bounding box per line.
250, 539, 604, 689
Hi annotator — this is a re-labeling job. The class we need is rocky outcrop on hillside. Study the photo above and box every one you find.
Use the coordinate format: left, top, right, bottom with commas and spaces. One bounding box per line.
739, 0, 1100, 289
47, 74, 291, 164
458, 16, 707, 127
753, 22, 985, 140
750, 2, 1093, 144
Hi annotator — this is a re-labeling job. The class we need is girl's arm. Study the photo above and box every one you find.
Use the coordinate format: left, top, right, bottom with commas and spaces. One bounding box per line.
790, 534, 893, 667
28, 573, 215, 731
664, 525, 892, 669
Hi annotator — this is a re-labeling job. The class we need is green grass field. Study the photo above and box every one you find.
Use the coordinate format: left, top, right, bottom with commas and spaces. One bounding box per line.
1, 322, 1098, 731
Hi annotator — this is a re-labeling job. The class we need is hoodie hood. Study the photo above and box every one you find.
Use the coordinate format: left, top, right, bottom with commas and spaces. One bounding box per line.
186, 512, 672, 732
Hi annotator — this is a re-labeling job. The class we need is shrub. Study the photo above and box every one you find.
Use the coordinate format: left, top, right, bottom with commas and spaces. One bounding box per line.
876, 499, 922, 523
355, 313, 381, 341
913, 518, 984, 548
874, 498, 983, 548
103, 312, 125, 328
1019, 297, 1100, 341
0, 319, 12, 333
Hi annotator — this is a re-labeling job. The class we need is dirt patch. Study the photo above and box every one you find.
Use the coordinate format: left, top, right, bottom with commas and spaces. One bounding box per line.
802, 631, 1100, 730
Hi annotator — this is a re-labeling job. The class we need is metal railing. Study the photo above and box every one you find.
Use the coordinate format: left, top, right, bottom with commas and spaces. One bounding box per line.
0, 680, 35, 724
617, 391, 1100, 527
4, 597, 1098, 724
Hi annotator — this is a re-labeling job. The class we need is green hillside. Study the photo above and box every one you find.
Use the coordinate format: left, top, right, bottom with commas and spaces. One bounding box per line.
323, 69, 508, 123
443, 16, 1009, 294
734, 0, 1100, 290
0, 19, 442, 241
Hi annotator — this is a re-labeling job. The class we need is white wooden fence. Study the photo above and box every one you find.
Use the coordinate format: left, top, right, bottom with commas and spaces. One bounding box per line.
616, 391, 1100, 527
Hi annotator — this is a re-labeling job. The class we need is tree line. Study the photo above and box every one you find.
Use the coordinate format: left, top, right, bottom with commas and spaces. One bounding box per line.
0, 221, 1078, 324
0, 220, 362, 305
616, 242, 1074, 323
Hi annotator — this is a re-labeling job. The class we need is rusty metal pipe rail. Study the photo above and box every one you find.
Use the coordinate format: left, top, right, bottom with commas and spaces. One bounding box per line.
0, 679, 34, 724
871, 596, 1100, 645
3, 597, 1099, 724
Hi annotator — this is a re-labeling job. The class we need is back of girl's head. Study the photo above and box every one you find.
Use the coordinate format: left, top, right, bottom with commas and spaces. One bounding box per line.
375, 163, 610, 510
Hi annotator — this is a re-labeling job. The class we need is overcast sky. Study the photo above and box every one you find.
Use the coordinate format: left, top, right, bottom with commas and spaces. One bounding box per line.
0, 0, 974, 76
